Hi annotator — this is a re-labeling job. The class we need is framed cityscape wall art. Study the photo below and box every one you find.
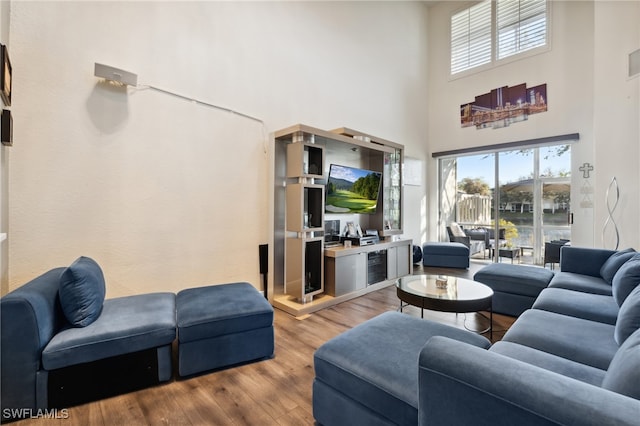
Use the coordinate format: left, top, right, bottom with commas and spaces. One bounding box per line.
1, 44, 12, 106
461, 83, 547, 130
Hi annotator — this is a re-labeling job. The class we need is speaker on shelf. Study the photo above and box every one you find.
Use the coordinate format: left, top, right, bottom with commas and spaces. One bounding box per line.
259, 244, 268, 299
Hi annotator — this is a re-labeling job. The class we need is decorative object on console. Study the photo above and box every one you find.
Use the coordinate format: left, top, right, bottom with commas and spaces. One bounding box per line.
344, 221, 360, 238
1, 44, 12, 106
324, 220, 341, 245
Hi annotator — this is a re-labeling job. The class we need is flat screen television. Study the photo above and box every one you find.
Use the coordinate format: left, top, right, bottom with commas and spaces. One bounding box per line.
325, 164, 382, 214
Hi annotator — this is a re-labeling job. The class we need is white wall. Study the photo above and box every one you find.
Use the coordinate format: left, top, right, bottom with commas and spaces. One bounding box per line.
426, 1, 639, 250
7, 1, 429, 296
593, 0, 640, 250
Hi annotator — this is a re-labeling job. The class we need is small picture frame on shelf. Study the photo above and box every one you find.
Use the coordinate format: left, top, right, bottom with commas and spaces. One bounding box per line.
1, 44, 12, 106
345, 222, 358, 237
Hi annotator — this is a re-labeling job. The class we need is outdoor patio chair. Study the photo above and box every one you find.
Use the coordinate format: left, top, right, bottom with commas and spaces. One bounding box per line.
543, 240, 569, 269
446, 223, 486, 256
485, 227, 507, 259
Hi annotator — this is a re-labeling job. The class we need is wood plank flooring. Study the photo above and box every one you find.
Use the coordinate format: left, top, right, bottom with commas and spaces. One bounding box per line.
13, 262, 515, 425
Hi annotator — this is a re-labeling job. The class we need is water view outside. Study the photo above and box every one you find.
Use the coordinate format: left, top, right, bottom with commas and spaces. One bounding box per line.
454, 145, 571, 264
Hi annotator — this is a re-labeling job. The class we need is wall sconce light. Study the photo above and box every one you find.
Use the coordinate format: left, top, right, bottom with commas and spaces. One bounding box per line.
94, 63, 138, 87
92, 62, 263, 125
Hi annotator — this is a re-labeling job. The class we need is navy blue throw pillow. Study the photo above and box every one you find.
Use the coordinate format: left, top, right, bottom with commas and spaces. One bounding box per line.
612, 253, 640, 307
600, 248, 636, 284
59, 256, 106, 327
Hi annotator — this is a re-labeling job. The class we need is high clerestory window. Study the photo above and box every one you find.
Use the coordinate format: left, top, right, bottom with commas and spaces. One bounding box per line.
451, 0, 548, 76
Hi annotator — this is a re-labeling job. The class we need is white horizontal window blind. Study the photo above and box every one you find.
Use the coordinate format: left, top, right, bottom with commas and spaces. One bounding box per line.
497, 0, 547, 60
451, 0, 492, 75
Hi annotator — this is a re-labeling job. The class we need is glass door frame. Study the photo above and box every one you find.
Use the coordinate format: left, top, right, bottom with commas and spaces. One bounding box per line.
438, 144, 571, 266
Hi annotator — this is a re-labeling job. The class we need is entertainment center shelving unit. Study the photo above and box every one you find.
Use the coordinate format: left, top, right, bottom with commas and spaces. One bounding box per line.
272, 124, 411, 316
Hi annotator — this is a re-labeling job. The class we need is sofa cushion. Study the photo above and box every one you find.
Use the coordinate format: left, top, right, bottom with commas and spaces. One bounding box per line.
501, 309, 618, 370
490, 341, 606, 386
58, 256, 106, 327
548, 271, 612, 296
602, 328, 640, 399
612, 253, 640, 306
42, 292, 176, 370
614, 284, 640, 346
449, 222, 466, 237
600, 248, 636, 284
532, 288, 619, 325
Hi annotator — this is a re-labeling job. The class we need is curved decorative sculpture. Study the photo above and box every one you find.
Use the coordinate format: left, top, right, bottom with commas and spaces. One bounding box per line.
602, 177, 620, 250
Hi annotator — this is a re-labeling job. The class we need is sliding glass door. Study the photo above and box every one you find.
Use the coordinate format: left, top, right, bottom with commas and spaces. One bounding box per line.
438, 144, 571, 265
499, 149, 535, 262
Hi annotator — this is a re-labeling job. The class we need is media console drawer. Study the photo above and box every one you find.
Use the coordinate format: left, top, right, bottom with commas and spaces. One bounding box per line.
325, 253, 367, 296
324, 239, 412, 297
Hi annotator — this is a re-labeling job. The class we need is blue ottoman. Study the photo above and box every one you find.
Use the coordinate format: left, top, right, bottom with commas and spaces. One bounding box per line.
176, 282, 274, 377
313, 312, 491, 425
422, 242, 470, 269
474, 263, 554, 316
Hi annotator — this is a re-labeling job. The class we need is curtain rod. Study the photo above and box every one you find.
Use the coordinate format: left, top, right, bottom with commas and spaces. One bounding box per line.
432, 133, 579, 158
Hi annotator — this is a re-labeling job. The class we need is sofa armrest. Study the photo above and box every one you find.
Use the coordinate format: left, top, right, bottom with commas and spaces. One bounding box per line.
449, 235, 470, 248
419, 336, 640, 426
560, 246, 616, 277
1, 268, 66, 419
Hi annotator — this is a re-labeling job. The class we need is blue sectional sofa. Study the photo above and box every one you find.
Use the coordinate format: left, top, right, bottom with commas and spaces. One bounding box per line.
313, 246, 640, 425
0, 257, 177, 422
1, 256, 274, 423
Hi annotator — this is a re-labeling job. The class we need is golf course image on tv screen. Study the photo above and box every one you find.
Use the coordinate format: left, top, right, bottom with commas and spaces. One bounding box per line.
325, 164, 382, 214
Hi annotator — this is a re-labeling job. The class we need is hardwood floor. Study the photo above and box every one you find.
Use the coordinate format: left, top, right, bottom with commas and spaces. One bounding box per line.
14, 262, 515, 425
